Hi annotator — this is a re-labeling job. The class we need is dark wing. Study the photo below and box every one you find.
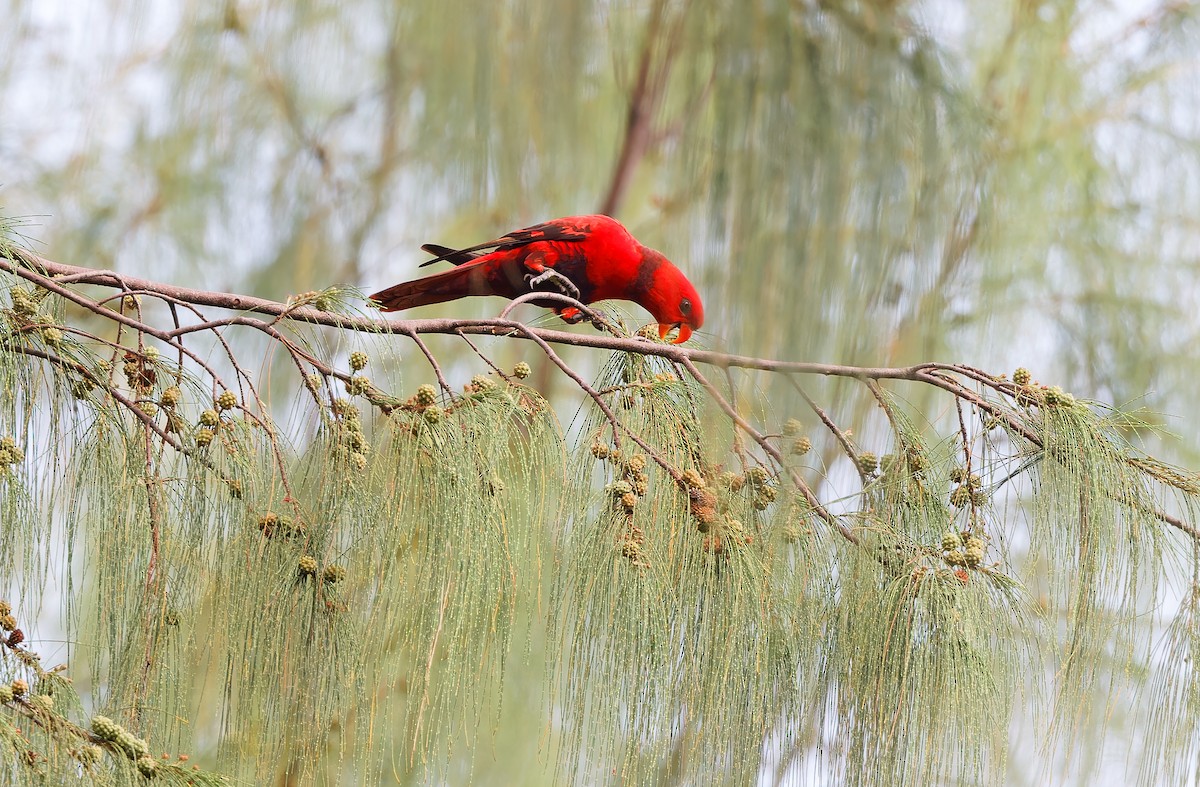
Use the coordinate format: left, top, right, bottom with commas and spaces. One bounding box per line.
418, 218, 593, 268
419, 244, 484, 267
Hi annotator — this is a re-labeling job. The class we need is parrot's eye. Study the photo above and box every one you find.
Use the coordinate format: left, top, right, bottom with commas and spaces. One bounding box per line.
679, 297, 692, 316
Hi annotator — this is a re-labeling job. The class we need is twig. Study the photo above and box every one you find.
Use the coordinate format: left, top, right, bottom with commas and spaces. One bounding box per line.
137, 421, 164, 720
678, 356, 857, 544
791, 378, 869, 488
402, 328, 454, 397
454, 330, 509, 382
512, 324, 630, 455
498, 291, 600, 326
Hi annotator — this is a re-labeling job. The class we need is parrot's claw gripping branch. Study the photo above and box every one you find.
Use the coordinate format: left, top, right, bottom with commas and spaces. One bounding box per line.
524, 268, 580, 300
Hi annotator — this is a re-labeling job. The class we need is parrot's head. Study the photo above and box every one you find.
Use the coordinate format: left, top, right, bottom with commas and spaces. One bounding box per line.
639, 250, 705, 344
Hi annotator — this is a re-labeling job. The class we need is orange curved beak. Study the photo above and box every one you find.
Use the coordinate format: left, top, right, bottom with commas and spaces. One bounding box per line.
658, 323, 692, 344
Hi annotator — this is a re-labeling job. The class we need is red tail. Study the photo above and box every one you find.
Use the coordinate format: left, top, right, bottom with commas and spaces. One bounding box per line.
370, 260, 514, 312
370, 265, 474, 312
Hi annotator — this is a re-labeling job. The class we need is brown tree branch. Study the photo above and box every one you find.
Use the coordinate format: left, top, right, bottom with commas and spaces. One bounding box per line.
0, 248, 1027, 382
1, 247, 1194, 541
599, 0, 693, 217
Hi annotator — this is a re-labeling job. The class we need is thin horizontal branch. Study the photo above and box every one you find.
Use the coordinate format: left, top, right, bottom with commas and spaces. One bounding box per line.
1, 249, 969, 381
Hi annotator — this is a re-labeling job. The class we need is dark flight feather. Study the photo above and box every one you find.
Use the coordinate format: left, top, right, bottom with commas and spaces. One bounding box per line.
417, 220, 591, 267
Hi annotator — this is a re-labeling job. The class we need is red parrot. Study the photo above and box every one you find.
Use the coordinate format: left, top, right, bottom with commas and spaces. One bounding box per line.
369, 214, 704, 343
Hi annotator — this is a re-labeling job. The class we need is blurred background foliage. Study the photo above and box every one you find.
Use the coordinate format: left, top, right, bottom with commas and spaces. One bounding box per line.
2, 0, 1200, 784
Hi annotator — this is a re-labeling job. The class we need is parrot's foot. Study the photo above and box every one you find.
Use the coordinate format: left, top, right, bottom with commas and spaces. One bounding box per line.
559, 306, 617, 334
525, 269, 580, 300
559, 307, 586, 324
